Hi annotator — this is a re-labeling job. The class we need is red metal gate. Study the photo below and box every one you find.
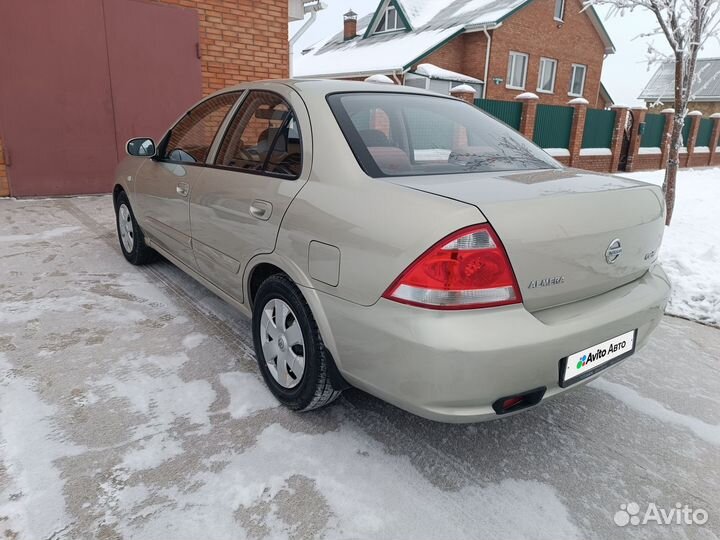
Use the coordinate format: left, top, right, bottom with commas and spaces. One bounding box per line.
0, 0, 202, 196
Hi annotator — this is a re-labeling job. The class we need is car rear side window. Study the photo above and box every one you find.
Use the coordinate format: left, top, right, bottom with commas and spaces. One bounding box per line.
162, 92, 240, 164
215, 91, 302, 179
327, 92, 559, 178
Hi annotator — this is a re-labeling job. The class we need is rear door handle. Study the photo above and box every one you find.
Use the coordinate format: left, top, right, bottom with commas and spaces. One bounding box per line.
176, 182, 190, 197
250, 199, 272, 221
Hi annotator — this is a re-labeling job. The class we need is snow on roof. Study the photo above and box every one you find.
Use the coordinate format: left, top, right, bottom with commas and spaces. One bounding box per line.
415, 63, 482, 83
294, 0, 614, 78
294, 25, 460, 78
639, 58, 720, 101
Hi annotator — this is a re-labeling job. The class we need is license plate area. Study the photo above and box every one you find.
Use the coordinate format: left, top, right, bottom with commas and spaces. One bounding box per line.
559, 329, 637, 388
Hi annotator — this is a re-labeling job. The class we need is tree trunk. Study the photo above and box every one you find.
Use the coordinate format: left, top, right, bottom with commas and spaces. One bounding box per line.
663, 123, 681, 225
662, 53, 686, 226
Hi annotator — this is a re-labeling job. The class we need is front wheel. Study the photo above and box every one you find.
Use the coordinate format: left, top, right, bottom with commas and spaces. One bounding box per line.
252, 275, 342, 411
114, 191, 155, 265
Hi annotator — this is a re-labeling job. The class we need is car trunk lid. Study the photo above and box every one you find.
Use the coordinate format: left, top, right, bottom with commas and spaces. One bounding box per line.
387, 168, 666, 312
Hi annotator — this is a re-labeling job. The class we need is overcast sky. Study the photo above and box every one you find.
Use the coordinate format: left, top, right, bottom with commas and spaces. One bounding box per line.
290, 1, 720, 106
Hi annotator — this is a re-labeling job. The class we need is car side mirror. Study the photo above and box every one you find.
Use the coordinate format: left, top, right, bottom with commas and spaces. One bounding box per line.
126, 137, 156, 157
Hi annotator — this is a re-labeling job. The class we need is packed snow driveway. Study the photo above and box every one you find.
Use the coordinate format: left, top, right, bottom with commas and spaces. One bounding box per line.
1, 196, 718, 540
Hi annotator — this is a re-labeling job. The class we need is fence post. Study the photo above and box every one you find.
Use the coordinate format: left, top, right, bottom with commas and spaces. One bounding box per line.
621, 107, 646, 173
450, 84, 478, 104
567, 97, 588, 167
709, 113, 720, 167
608, 105, 629, 172
685, 110, 702, 166
515, 92, 538, 140
659, 108, 675, 170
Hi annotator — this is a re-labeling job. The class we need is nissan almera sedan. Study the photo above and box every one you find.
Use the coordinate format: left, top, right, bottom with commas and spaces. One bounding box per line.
113, 79, 670, 422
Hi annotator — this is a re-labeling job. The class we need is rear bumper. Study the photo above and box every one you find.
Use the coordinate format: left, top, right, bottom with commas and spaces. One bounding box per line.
319, 264, 670, 423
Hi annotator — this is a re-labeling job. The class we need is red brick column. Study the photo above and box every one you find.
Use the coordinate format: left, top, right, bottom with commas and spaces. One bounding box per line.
450, 84, 477, 104
623, 107, 646, 173
685, 110, 702, 166
660, 108, 675, 170
515, 92, 539, 140
0, 137, 8, 197
568, 97, 588, 168
709, 113, 720, 166
609, 106, 629, 172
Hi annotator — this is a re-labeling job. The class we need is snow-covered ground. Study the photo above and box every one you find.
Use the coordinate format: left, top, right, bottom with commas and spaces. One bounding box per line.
1, 192, 719, 540
621, 167, 720, 327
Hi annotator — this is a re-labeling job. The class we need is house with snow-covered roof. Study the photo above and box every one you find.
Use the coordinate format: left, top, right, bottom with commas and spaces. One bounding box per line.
294, 0, 615, 107
640, 58, 720, 116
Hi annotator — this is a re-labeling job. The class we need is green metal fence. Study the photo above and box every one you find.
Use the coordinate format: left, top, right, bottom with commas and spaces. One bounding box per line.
641, 113, 665, 147
682, 116, 692, 146
581, 109, 616, 149
696, 118, 713, 147
533, 104, 574, 149
474, 98, 523, 130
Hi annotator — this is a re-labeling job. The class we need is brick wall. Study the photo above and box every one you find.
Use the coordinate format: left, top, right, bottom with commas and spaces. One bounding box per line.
416, 34, 467, 75
0, 137, 8, 197
156, 0, 289, 95
487, 0, 606, 105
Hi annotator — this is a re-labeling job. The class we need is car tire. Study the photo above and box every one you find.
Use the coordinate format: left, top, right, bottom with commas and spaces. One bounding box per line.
114, 190, 155, 265
252, 274, 342, 411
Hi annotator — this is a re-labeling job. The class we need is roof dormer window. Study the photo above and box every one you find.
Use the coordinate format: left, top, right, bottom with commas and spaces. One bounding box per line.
377, 5, 401, 32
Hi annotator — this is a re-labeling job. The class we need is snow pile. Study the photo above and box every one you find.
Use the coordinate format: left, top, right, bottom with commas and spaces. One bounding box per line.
364, 74, 395, 84
416, 63, 482, 83
622, 167, 720, 327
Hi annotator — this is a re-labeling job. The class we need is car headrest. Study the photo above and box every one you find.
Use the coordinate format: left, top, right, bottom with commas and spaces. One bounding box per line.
359, 129, 392, 147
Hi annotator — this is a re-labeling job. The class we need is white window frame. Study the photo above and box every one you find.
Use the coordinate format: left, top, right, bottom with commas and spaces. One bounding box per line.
506, 51, 529, 90
376, 5, 401, 33
554, 0, 565, 21
569, 63, 587, 97
537, 57, 557, 93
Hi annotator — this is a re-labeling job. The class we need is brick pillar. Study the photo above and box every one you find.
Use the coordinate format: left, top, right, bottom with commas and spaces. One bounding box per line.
623, 107, 647, 173
0, 137, 8, 197
515, 92, 539, 140
709, 113, 720, 166
609, 105, 629, 172
567, 97, 589, 168
450, 84, 477, 104
685, 110, 702, 166
660, 108, 675, 170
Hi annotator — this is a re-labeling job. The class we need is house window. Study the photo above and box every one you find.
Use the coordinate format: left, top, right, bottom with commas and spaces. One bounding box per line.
569, 64, 587, 96
377, 5, 400, 32
554, 0, 565, 21
537, 58, 557, 93
507, 52, 528, 90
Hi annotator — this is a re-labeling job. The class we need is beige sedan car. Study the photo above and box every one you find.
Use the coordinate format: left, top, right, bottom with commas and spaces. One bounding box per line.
113, 79, 670, 422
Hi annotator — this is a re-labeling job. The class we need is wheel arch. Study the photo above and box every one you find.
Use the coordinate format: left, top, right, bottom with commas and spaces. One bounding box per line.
113, 184, 125, 207
244, 253, 342, 370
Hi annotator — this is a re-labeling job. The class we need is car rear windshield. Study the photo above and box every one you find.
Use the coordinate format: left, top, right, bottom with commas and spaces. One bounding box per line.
327, 92, 559, 177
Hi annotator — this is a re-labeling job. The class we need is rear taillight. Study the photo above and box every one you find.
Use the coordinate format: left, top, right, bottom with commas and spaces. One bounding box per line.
382, 224, 522, 310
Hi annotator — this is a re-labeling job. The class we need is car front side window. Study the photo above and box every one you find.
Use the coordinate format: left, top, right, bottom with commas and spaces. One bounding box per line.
162, 92, 240, 164
215, 91, 302, 179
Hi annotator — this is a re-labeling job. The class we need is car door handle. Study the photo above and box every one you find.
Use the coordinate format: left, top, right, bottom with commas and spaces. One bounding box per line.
250, 200, 272, 221
176, 182, 190, 197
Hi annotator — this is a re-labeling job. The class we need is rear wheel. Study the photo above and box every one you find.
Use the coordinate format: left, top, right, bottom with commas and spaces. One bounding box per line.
114, 191, 155, 265
252, 274, 342, 411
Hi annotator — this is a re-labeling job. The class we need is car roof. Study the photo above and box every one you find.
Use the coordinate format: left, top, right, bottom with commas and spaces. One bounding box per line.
212, 78, 448, 98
